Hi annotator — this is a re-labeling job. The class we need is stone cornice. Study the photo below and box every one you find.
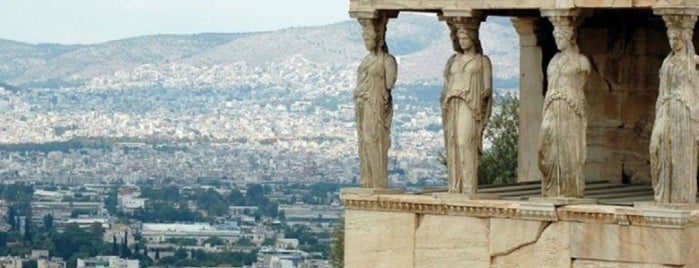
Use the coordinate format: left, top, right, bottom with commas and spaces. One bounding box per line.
349, 0, 699, 18
342, 192, 699, 228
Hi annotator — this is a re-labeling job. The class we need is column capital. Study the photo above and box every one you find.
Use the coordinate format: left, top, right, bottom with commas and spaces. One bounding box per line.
511, 17, 545, 47
540, 8, 581, 18
439, 9, 483, 19
441, 15, 484, 53
440, 16, 485, 27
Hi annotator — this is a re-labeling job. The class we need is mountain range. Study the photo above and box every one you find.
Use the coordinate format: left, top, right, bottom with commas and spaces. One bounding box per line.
0, 14, 519, 91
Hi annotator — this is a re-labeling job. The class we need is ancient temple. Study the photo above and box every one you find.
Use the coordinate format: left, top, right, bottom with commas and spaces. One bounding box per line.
342, 0, 699, 267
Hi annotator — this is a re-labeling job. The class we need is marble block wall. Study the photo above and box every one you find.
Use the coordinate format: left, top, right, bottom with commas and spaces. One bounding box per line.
343, 193, 699, 268
576, 9, 668, 184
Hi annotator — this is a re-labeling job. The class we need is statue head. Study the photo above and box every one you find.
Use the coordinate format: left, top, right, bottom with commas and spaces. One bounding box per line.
359, 18, 389, 53
448, 18, 482, 54
550, 16, 578, 52
663, 15, 697, 55
456, 26, 477, 52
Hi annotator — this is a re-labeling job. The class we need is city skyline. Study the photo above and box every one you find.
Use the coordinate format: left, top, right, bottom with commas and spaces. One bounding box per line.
0, 0, 348, 44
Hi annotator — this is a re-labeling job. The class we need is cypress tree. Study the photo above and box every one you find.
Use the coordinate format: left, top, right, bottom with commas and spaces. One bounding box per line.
121, 238, 128, 258
23, 217, 31, 242
112, 235, 118, 255
6, 206, 15, 230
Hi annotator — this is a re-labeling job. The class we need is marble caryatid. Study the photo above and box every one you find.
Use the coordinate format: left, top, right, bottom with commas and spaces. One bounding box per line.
354, 17, 398, 189
441, 18, 493, 194
650, 14, 699, 204
539, 15, 590, 198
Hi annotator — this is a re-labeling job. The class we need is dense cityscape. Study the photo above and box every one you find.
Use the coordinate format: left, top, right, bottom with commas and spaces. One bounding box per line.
0, 13, 519, 268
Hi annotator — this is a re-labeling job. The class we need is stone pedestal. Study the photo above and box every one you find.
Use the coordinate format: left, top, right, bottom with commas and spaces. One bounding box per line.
342, 192, 699, 268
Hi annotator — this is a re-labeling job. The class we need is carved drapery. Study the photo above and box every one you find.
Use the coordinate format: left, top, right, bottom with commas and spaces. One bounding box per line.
354, 14, 398, 188
440, 16, 493, 194
650, 9, 699, 204
538, 10, 591, 198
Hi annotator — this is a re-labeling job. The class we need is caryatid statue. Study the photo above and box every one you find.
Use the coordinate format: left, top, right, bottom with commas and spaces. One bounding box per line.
353, 17, 398, 188
650, 14, 699, 204
538, 15, 591, 198
441, 17, 493, 194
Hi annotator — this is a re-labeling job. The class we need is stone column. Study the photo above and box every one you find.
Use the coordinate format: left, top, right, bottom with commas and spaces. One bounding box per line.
439, 14, 492, 195
537, 9, 592, 200
649, 7, 699, 204
511, 17, 545, 183
352, 12, 399, 190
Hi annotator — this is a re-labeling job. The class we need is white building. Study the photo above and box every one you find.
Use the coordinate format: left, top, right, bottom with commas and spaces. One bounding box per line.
118, 197, 146, 212
142, 223, 240, 244
37, 257, 66, 268
76, 256, 138, 268
0, 256, 21, 268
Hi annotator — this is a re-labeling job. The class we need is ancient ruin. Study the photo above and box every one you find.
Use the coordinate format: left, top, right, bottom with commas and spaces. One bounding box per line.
441, 17, 492, 194
344, 0, 699, 267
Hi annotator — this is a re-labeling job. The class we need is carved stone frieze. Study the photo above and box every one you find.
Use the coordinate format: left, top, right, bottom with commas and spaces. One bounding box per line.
341, 193, 699, 228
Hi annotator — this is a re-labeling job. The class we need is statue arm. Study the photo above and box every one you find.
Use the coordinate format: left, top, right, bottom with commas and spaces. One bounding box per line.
579, 55, 591, 75
384, 55, 398, 90
441, 55, 457, 104
444, 55, 456, 80
482, 56, 494, 121
483, 56, 493, 96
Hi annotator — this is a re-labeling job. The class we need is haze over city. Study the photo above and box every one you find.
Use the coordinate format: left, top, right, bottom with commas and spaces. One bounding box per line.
0, 2, 523, 268
0, 0, 348, 44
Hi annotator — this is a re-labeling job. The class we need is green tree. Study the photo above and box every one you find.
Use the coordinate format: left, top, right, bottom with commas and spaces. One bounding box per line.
7, 206, 16, 230
262, 237, 276, 246
331, 217, 345, 268
0, 232, 8, 249
227, 189, 245, 206
174, 247, 188, 260
104, 189, 118, 215
112, 235, 118, 256
203, 236, 224, 246
479, 93, 519, 185
236, 237, 253, 247
42, 214, 54, 232
23, 217, 32, 242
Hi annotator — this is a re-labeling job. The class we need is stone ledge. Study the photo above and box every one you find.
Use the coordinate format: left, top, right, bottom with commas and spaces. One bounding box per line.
348, 0, 699, 16
342, 192, 699, 228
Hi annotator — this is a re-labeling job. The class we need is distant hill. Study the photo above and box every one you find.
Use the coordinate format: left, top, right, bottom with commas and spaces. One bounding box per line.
0, 14, 518, 90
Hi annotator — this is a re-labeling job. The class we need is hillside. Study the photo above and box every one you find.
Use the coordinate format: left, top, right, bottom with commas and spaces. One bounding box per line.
0, 14, 518, 90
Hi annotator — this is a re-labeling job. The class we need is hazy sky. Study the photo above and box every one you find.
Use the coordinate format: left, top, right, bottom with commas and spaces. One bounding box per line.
0, 0, 349, 45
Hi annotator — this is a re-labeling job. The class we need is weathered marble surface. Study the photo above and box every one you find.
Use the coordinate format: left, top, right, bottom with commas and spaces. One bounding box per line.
571, 222, 686, 265
343, 192, 699, 267
650, 13, 699, 203
512, 17, 545, 183
489, 218, 547, 256
415, 215, 489, 268
491, 222, 571, 268
344, 210, 415, 268
441, 17, 492, 194
539, 14, 590, 198
573, 260, 677, 268
354, 16, 398, 189
349, 0, 698, 18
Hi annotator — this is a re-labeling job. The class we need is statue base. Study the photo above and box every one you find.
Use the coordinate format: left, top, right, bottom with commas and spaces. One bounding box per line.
529, 197, 598, 206
341, 187, 405, 196
432, 192, 500, 200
